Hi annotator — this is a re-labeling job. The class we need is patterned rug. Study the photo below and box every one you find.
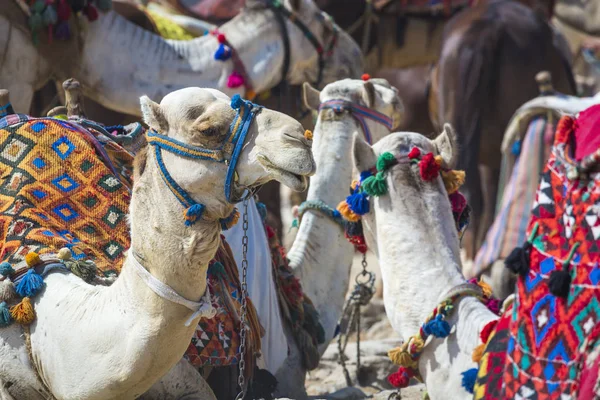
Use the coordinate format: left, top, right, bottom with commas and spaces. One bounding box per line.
502, 110, 600, 398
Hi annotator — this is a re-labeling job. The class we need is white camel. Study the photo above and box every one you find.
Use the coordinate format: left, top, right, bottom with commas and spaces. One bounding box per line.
0, 87, 315, 400
276, 77, 403, 398
350, 127, 498, 399
1, 0, 362, 116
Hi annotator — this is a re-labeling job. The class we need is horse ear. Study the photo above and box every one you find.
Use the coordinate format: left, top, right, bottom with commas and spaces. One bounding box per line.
140, 96, 168, 132
353, 132, 377, 173
362, 81, 376, 108
433, 123, 458, 169
302, 82, 321, 111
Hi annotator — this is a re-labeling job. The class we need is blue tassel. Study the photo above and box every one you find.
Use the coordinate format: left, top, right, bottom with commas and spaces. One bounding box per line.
214, 43, 232, 61
15, 270, 44, 298
346, 192, 370, 215
422, 314, 451, 338
360, 170, 373, 182
0, 262, 14, 277
511, 140, 521, 156
461, 368, 478, 394
0, 302, 12, 327
184, 204, 206, 226
231, 94, 244, 110
256, 202, 267, 222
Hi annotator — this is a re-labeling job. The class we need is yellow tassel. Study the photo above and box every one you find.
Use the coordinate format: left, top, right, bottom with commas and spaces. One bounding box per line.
350, 180, 359, 191
411, 336, 425, 353
222, 209, 240, 230
10, 297, 35, 325
477, 280, 493, 298
25, 252, 41, 268
434, 155, 443, 166
337, 201, 360, 222
388, 346, 417, 368
304, 130, 313, 140
441, 169, 466, 195
472, 343, 486, 363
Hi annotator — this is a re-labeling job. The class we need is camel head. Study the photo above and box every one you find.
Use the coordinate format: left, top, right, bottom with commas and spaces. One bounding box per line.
351, 124, 460, 247
246, 0, 363, 87
139, 87, 315, 219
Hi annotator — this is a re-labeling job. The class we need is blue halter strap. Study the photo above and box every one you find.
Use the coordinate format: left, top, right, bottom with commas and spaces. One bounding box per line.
146, 95, 263, 227
318, 99, 394, 144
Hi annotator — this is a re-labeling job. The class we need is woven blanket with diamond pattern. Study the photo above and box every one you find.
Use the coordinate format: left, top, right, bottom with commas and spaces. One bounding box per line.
0, 115, 132, 274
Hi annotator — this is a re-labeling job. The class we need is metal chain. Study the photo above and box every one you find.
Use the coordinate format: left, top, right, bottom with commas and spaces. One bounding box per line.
235, 197, 250, 400
337, 252, 375, 387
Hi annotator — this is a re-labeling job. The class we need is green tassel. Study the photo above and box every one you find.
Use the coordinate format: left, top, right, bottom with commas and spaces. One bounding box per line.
362, 172, 388, 197
376, 152, 396, 172
0, 302, 12, 327
291, 219, 298, 228
65, 260, 97, 283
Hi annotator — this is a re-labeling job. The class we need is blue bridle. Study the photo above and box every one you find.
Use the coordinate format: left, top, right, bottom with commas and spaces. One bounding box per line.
146, 94, 263, 227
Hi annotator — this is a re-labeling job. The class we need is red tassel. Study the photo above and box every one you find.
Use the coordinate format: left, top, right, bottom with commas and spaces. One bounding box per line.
361, 73, 371, 81
387, 367, 413, 388
480, 320, 498, 344
217, 33, 226, 43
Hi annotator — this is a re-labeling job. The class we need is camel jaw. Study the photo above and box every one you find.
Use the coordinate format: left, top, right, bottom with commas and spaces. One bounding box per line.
256, 155, 309, 192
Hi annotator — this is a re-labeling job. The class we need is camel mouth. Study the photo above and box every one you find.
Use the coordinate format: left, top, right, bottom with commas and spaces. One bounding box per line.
257, 155, 309, 192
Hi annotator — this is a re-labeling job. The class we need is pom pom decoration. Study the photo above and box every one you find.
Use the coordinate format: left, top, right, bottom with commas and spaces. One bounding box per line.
480, 320, 498, 344
214, 43, 232, 61
346, 191, 370, 215
419, 153, 441, 181
504, 244, 531, 277
184, 204, 205, 226
345, 221, 363, 237
0, 262, 14, 277
65, 260, 97, 283
0, 302, 12, 327
449, 191, 467, 214
408, 147, 421, 160
361, 73, 371, 81
57, 247, 72, 261
227, 72, 245, 89
376, 152, 397, 172
476, 280, 493, 299
10, 297, 35, 325
461, 368, 478, 394
362, 172, 388, 197
25, 252, 41, 268
388, 367, 413, 388
217, 33, 226, 43
220, 208, 240, 231
230, 94, 244, 110
441, 169, 466, 195
15, 270, 44, 298
485, 298, 501, 315
549, 269, 571, 298
422, 314, 451, 338
472, 343, 485, 363
336, 201, 360, 222
388, 347, 417, 368
304, 130, 313, 140
0, 279, 16, 303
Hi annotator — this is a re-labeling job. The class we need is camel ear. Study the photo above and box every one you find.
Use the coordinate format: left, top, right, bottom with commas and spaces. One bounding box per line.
362, 81, 376, 108
140, 96, 168, 132
302, 82, 321, 111
433, 123, 458, 169
352, 132, 377, 173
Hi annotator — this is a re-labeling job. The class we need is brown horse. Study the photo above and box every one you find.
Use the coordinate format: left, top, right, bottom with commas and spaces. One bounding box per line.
429, 0, 576, 260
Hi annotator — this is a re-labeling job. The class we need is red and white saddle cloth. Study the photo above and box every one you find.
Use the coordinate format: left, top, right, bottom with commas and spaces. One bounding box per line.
474, 104, 600, 399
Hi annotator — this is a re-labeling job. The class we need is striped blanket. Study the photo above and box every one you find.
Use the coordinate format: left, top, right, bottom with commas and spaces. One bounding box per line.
473, 115, 556, 275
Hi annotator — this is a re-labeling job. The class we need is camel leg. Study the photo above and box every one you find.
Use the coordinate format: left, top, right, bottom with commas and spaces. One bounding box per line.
139, 358, 216, 400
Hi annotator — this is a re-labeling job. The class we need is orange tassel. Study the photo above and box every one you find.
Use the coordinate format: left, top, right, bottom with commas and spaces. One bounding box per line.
337, 201, 360, 222
472, 343, 486, 363
10, 297, 35, 325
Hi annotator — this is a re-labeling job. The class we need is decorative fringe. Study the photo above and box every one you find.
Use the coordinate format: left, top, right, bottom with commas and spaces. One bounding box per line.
214, 43, 232, 61
461, 368, 478, 394
388, 347, 416, 368
346, 192, 370, 215
376, 152, 396, 171
0, 279, 16, 303
25, 252, 41, 268
0, 262, 14, 277
65, 260, 97, 283
10, 297, 35, 325
304, 130, 313, 140
336, 201, 360, 222
184, 203, 205, 226
441, 169, 466, 195
422, 315, 451, 338
387, 366, 413, 388
0, 302, 12, 327
472, 343, 485, 363
362, 173, 388, 197
16, 270, 44, 298
220, 208, 240, 230
227, 72, 245, 89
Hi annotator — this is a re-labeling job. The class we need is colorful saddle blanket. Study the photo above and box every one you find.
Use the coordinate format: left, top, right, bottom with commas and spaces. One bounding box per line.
501, 109, 600, 398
